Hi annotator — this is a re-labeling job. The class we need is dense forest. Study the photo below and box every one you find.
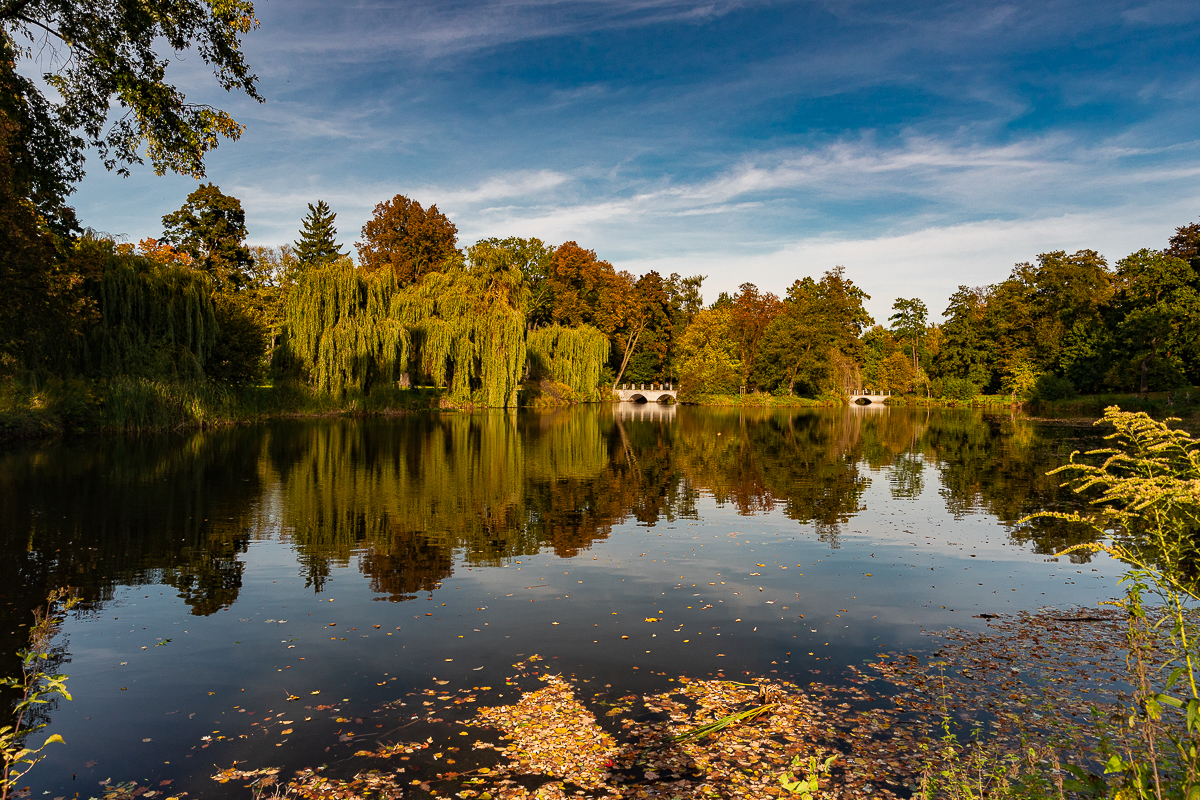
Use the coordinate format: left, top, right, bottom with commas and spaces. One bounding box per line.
4, 172, 1200, 418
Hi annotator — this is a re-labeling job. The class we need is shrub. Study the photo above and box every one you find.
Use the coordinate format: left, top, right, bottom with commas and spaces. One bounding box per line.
940, 377, 979, 402
1032, 374, 1077, 401
206, 295, 268, 386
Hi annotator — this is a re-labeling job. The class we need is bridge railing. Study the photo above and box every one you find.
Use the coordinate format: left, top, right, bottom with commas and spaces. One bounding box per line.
618, 383, 675, 391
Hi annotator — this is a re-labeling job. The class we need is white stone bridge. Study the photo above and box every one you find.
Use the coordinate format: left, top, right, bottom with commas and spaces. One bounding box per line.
848, 389, 892, 404
614, 383, 678, 403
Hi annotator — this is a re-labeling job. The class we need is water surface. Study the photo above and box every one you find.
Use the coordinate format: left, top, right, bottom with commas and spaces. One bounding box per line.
0, 405, 1118, 796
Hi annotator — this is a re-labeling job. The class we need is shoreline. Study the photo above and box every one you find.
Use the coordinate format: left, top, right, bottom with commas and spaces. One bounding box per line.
6, 381, 1193, 449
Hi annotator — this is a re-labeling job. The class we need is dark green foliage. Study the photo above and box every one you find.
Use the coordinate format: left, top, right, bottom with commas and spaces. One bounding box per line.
1031, 374, 1076, 401
77, 238, 217, 381
0, 46, 83, 234
1059, 319, 1112, 394
206, 295, 267, 386
931, 234, 1200, 396
936, 286, 993, 387
754, 267, 871, 397
889, 297, 927, 373
1108, 249, 1199, 394
294, 200, 345, 266
161, 183, 253, 292
0, 127, 80, 376
939, 377, 979, 401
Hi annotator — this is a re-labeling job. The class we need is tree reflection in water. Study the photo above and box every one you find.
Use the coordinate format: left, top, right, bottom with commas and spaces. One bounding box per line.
0, 406, 1102, 633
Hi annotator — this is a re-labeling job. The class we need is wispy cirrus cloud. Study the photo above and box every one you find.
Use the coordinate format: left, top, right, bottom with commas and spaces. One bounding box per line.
250, 0, 765, 63
65, 0, 1200, 323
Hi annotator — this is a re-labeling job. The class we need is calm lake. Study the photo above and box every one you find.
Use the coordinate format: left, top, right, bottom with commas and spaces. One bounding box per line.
0, 405, 1120, 797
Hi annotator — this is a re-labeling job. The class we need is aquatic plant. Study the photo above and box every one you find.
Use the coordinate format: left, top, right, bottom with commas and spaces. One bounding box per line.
1, 589, 78, 800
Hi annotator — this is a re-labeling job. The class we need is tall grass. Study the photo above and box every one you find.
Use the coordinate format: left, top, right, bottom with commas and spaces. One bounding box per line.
923, 408, 1200, 799
101, 376, 231, 431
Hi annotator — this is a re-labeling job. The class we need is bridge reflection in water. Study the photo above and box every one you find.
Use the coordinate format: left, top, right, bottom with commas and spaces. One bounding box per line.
614, 401, 677, 421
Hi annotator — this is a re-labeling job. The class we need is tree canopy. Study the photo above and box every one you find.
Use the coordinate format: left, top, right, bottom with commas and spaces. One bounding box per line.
294, 201, 345, 267
754, 267, 872, 396
0, 0, 261, 220
356, 194, 459, 285
161, 183, 252, 293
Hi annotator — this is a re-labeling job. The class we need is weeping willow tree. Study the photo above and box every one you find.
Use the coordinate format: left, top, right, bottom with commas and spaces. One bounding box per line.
283, 256, 527, 405
78, 238, 217, 380
397, 264, 529, 407
283, 257, 410, 396
526, 324, 610, 400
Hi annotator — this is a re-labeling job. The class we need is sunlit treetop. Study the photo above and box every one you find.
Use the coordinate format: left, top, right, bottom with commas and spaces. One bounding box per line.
0, 0, 262, 221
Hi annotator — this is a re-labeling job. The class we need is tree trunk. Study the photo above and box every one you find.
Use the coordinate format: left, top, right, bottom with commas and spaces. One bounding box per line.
1140, 357, 1150, 397
612, 327, 643, 388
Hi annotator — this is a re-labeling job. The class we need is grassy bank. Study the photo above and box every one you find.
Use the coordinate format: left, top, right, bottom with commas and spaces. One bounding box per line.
689, 391, 1022, 408
688, 392, 837, 407
0, 377, 446, 447
881, 393, 1021, 408
1029, 388, 1199, 419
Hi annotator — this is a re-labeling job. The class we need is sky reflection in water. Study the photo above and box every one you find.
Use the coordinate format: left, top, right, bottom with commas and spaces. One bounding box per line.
0, 405, 1119, 796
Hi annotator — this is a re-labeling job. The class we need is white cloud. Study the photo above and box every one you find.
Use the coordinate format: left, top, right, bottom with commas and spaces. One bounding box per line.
616, 202, 1200, 323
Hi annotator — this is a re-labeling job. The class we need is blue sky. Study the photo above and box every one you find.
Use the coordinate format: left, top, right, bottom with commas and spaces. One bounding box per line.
67, 0, 1200, 322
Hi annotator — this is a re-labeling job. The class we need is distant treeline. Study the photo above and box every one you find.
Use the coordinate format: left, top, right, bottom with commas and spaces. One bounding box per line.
4, 174, 1199, 411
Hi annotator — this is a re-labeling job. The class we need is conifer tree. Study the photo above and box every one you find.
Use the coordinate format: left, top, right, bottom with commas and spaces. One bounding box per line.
294, 200, 346, 266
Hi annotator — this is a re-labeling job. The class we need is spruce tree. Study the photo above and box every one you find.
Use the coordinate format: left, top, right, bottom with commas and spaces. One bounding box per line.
294, 200, 346, 266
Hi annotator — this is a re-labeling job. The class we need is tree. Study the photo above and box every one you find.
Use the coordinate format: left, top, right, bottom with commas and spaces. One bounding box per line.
467, 237, 554, 326
754, 267, 872, 397
545, 241, 615, 328
161, 183, 252, 292
1167, 218, 1200, 273
675, 306, 741, 399
294, 201, 345, 266
599, 270, 663, 388
936, 285, 996, 388
525, 324, 610, 399
356, 195, 458, 285
617, 271, 675, 384
729, 283, 781, 391
0, 0, 261, 219
1110, 249, 1199, 395
75, 236, 217, 381
888, 297, 927, 375
0, 122, 92, 375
